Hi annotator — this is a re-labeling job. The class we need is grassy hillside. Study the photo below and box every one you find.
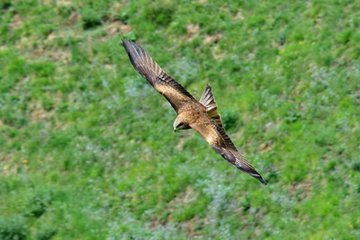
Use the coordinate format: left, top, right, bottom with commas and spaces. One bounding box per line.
1, 0, 359, 239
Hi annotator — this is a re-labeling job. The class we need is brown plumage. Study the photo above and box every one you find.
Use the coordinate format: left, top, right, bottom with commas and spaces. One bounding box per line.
123, 40, 267, 185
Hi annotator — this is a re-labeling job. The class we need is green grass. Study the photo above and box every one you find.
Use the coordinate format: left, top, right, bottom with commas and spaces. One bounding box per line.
1, 0, 359, 239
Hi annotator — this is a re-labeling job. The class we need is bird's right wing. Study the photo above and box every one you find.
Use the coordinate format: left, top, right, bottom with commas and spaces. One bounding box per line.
123, 40, 196, 112
191, 121, 267, 184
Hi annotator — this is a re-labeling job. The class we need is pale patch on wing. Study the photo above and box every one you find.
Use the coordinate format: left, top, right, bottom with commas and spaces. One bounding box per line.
191, 122, 222, 146
205, 130, 219, 145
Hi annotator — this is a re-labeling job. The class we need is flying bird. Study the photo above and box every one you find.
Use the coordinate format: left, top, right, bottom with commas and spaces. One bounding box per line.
123, 40, 267, 185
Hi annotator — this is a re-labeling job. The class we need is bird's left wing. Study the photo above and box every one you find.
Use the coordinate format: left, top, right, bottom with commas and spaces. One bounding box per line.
123, 40, 196, 112
191, 121, 267, 184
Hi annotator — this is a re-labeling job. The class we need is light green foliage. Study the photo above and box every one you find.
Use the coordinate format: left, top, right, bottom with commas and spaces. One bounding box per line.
1, 0, 359, 239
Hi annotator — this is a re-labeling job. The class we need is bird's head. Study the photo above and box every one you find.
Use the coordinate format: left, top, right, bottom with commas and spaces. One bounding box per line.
173, 117, 189, 132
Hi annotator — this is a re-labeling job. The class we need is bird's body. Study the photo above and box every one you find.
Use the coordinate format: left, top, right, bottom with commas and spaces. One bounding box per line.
123, 40, 267, 185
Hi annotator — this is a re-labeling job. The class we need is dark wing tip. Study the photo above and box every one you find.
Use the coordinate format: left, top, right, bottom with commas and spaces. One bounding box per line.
245, 168, 267, 185
123, 40, 149, 62
122, 39, 136, 50
257, 175, 268, 185
122, 40, 152, 80
261, 178, 268, 185
122, 40, 142, 58
122, 39, 133, 45
122, 40, 137, 63
212, 145, 267, 185
122, 39, 132, 51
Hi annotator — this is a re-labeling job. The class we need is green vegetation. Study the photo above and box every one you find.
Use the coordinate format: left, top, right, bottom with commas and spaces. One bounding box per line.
1, 0, 359, 239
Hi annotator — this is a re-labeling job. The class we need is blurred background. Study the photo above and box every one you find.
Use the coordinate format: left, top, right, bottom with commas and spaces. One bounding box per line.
0, 0, 359, 239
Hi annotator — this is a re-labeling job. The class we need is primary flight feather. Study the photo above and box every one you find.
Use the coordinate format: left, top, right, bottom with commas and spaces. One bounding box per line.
123, 40, 267, 185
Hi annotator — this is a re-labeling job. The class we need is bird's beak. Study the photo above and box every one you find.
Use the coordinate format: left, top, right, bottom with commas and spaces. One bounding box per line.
174, 128, 177, 132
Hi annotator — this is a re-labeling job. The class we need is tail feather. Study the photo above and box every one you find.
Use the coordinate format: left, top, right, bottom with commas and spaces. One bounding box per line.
199, 84, 223, 127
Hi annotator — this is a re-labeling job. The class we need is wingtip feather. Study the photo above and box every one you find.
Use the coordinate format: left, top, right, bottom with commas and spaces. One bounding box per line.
247, 169, 268, 185
122, 39, 133, 51
257, 175, 268, 185
122, 40, 144, 60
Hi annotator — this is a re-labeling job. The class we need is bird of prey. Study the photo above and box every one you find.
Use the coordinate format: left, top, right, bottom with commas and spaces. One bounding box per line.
123, 40, 267, 185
